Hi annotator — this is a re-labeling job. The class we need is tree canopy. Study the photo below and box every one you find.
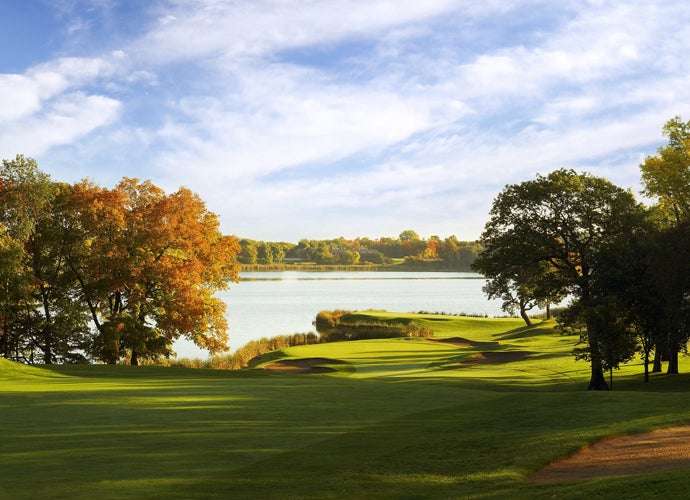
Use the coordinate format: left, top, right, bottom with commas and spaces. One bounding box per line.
0, 156, 240, 365
475, 169, 646, 390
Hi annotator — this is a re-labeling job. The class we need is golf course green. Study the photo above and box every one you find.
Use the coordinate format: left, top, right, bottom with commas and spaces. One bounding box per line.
3, 311, 690, 499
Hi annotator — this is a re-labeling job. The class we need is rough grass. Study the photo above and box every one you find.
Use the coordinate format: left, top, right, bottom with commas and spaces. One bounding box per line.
2, 313, 690, 499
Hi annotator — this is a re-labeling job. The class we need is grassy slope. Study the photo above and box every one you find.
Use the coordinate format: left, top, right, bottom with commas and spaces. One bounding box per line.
2, 314, 690, 499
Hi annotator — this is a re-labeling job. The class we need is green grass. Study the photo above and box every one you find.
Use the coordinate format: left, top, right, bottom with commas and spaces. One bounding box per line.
3, 312, 690, 499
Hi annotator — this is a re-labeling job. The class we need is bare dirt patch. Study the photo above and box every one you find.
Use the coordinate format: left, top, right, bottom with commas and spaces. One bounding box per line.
460, 351, 530, 365
529, 426, 690, 483
263, 358, 345, 374
428, 337, 499, 348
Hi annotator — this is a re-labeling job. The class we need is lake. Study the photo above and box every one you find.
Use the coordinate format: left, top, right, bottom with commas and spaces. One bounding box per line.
173, 271, 504, 359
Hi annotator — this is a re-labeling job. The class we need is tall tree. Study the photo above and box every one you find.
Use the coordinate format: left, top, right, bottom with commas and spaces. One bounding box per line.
67, 179, 241, 364
0, 156, 61, 363
476, 169, 645, 390
639, 117, 690, 371
26, 183, 91, 363
640, 116, 690, 223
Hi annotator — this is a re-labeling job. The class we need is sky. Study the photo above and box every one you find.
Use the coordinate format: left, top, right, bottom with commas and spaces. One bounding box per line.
1, 0, 689, 242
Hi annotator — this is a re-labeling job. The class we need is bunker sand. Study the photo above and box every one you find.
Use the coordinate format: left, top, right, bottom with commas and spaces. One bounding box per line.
529, 426, 690, 483
264, 358, 345, 374
427, 337, 498, 348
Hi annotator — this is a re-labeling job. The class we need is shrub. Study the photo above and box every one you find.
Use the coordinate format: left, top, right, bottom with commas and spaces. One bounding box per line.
315, 310, 351, 332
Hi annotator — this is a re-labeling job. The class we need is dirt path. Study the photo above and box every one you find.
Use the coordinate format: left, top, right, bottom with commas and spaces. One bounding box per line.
528, 426, 690, 482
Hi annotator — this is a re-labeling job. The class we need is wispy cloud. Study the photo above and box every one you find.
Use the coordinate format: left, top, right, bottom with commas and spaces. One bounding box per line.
2, 0, 689, 240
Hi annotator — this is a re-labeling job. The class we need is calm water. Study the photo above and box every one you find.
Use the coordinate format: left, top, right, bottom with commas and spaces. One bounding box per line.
173, 271, 504, 358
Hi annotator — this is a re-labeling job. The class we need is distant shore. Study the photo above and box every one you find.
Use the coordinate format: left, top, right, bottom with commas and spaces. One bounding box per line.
239, 262, 474, 272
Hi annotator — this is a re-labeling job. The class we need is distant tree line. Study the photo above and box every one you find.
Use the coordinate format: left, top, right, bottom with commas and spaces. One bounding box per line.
237, 230, 481, 270
473, 116, 690, 390
0, 155, 240, 365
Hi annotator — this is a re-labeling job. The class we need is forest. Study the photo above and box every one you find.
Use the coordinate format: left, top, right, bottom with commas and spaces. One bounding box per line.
236, 230, 481, 270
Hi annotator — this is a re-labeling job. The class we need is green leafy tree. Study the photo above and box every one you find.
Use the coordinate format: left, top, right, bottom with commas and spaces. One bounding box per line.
238, 239, 258, 264
563, 297, 638, 389
0, 156, 68, 363
639, 117, 690, 372
26, 183, 91, 363
476, 258, 565, 326
647, 222, 690, 374
640, 116, 690, 223
340, 249, 360, 265
477, 169, 645, 390
256, 242, 273, 265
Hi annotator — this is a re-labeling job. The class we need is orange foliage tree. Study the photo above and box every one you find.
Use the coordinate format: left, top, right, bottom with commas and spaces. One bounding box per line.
66, 178, 240, 364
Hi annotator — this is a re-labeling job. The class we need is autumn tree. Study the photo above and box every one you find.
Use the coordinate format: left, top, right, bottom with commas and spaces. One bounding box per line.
477, 169, 645, 390
66, 179, 240, 364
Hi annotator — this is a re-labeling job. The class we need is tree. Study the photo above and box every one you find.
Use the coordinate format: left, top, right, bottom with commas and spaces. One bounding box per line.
647, 222, 690, 374
563, 297, 638, 389
399, 230, 419, 241
588, 218, 662, 382
476, 258, 565, 326
0, 229, 29, 360
640, 116, 690, 223
639, 117, 690, 372
256, 242, 273, 265
238, 239, 258, 264
26, 183, 91, 363
476, 169, 645, 390
0, 155, 65, 363
67, 179, 241, 364
340, 249, 360, 265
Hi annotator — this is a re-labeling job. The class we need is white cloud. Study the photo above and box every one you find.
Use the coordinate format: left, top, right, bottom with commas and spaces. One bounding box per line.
6, 0, 690, 241
139, 0, 462, 63
0, 54, 127, 159
0, 92, 121, 158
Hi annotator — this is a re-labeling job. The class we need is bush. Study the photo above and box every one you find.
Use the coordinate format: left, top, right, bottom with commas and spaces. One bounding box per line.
315, 310, 351, 332
316, 310, 433, 342
183, 332, 324, 371
325, 321, 432, 341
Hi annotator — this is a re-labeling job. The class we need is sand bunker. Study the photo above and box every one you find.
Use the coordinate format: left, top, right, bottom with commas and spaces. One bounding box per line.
428, 337, 499, 348
263, 358, 345, 374
460, 351, 530, 365
529, 426, 690, 483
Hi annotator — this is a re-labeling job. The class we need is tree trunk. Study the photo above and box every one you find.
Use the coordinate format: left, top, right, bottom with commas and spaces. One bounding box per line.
131, 349, 139, 366
40, 285, 53, 365
643, 349, 650, 383
652, 342, 665, 372
586, 315, 610, 390
667, 347, 679, 374
519, 306, 532, 326
546, 303, 551, 320
588, 363, 609, 390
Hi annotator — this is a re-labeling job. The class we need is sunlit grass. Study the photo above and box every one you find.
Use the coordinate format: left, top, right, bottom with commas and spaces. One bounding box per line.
3, 313, 690, 499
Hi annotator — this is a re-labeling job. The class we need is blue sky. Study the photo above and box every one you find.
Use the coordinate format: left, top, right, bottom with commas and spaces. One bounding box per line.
1, 0, 689, 242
